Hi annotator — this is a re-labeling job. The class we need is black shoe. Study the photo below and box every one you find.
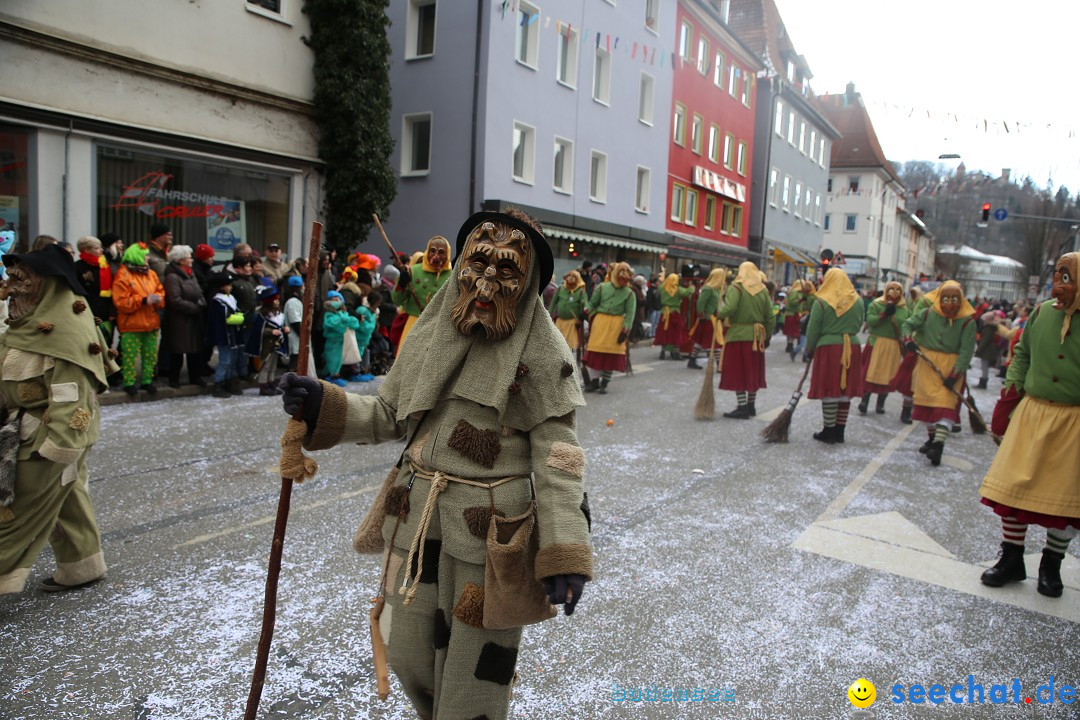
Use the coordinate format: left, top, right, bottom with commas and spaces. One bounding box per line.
834, 425, 846, 444
918, 437, 934, 454
926, 441, 944, 466
687, 357, 702, 369
747, 403, 756, 417
976, 378, 988, 389
722, 405, 752, 419
212, 383, 232, 399
140, 383, 157, 395
875, 395, 888, 414
227, 378, 243, 396
123, 386, 138, 397
813, 426, 837, 444
583, 378, 599, 393
167, 379, 181, 389
1037, 549, 1065, 598
670, 350, 683, 361
659, 349, 666, 360
952, 424, 962, 433
997, 366, 1008, 378
598, 379, 609, 395
981, 542, 1027, 587
900, 405, 913, 424
858, 394, 870, 415
785, 341, 793, 354
39, 575, 104, 593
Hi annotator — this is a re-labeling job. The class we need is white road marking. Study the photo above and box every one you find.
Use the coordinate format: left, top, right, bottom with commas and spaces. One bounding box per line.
815, 423, 916, 523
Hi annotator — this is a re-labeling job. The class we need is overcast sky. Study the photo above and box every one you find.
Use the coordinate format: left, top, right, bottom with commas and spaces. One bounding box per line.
771, 0, 1080, 195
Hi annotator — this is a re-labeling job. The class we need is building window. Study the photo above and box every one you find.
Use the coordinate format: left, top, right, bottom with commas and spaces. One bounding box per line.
782, 175, 791, 211
730, 205, 742, 238
0, 126, 29, 252
639, 73, 654, 125
723, 133, 734, 169
740, 73, 751, 106
786, 59, 795, 82
804, 187, 813, 220
671, 183, 686, 221
593, 48, 611, 104
708, 124, 720, 163
691, 114, 703, 154
848, 175, 860, 192
679, 20, 692, 59
809, 129, 817, 162
769, 168, 779, 206
720, 202, 732, 234
673, 103, 686, 146
635, 166, 650, 213
516, 2, 540, 67
246, 0, 285, 20
589, 150, 607, 203
819, 138, 827, 167
713, 51, 725, 88
512, 121, 536, 184
845, 214, 857, 232
727, 64, 738, 96
827, 176, 833, 192
793, 181, 802, 217
697, 37, 709, 75
736, 141, 747, 175
406, 0, 436, 59
401, 113, 432, 175
556, 23, 579, 87
645, 0, 660, 33
553, 137, 573, 194
774, 100, 783, 137
685, 189, 698, 226
798, 122, 806, 154
787, 111, 795, 144
704, 196, 716, 230
824, 213, 831, 231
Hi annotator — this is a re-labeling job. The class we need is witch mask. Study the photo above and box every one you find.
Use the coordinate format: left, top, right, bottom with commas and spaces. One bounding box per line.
884, 282, 903, 304
451, 221, 531, 341
1051, 254, 1077, 312
938, 285, 963, 318
0, 264, 43, 322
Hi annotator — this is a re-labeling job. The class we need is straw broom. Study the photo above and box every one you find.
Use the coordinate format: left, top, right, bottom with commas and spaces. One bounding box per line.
694, 323, 718, 420
761, 360, 812, 443
912, 347, 994, 441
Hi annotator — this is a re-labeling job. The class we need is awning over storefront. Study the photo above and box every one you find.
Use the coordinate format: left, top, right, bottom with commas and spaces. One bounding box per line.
766, 240, 817, 266
692, 166, 747, 203
545, 226, 663, 255
668, 232, 755, 265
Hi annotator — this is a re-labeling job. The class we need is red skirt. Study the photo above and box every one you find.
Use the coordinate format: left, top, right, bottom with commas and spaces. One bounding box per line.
718, 340, 766, 392
689, 318, 717, 348
583, 350, 627, 373
653, 311, 688, 346
889, 352, 917, 396
980, 499, 1080, 531
783, 314, 802, 339
912, 400, 961, 424
808, 343, 864, 399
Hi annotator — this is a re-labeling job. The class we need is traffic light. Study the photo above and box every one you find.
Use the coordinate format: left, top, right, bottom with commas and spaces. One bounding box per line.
820, 249, 833, 271
569, 242, 577, 258
981, 203, 991, 222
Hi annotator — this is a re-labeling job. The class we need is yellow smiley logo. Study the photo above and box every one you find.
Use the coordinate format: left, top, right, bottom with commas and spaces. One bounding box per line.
848, 678, 876, 708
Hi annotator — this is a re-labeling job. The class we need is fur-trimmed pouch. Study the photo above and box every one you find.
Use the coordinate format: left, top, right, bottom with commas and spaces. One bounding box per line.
0, 409, 23, 522
482, 506, 556, 629
352, 466, 399, 554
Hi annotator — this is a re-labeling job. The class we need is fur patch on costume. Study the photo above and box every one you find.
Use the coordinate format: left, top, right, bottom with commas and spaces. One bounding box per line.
68, 408, 92, 432
453, 582, 486, 629
448, 419, 501, 469
36, 321, 54, 334
508, 382, 522, 396
408, 539, 441, 584
16, 381, 46, 404
72, 300, 87, 314
107, 349, 119, 360
474, 642, 519, 685
561, 361, 574, 378
553, 410, 576, 428
433, 608, 451, 650
408, 431, 430, 466
463, 506, 504, 539
534, 542, 593, 580
384, 486, 410, 520
515, 363, 529, 378
545, 441, 585, 479
88, 343, 102, 355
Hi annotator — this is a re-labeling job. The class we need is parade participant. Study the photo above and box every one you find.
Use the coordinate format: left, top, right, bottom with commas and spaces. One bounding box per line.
973, 310, 1007, 389
321, 290, 360, 387
247, 284, 289, 395
716, 261, 774, 418
583, 262, 636, 394
278, 208, 590, 720
901, 280, 976, 466
978, 252, 1080, 598
806, 268, 865, 443
0, 244, 117, 594
207, 271, 246, 398
858, 281, 908, 415
548, 270, 587, 355
392, 235, 452, 352
111, 243, 165, 397
687, 268, 728, 370
652, 271, 693, 360
890, 286, 932, 423
783, 279, 809, 358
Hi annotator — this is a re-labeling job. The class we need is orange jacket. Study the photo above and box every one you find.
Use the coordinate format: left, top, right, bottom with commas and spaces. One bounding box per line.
113, 264, 166, 333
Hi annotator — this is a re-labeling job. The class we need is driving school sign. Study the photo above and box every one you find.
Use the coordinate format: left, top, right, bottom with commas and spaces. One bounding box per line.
110, 171, 230, 220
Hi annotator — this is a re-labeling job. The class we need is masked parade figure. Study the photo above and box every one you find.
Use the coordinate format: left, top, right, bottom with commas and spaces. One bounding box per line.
652, 270, 693, 361
716, 261, 774, 418
783, 278, 811, 360
978, 252, 1080, 598
280, 210, 592, 720
392, 235, 452, 353
859, 281, 909, 416
0, 244, 118, 594
806, 268, 865, 443
548, 270, 587, 359
901, 280, 976, 466
582, 262, 636, 395
687, 268, 729, 370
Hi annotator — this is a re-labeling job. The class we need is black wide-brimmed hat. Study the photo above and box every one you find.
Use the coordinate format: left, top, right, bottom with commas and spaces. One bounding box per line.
454, 211, 553, 294
207, 270, 235, 289
2, 244, 87, 296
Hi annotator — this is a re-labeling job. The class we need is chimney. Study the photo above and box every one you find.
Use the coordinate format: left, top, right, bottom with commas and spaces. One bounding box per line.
1001, 168, 1011, 183
845, 82, 856, 100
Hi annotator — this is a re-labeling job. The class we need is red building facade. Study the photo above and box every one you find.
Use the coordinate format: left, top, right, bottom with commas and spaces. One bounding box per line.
666, 0, 763, 260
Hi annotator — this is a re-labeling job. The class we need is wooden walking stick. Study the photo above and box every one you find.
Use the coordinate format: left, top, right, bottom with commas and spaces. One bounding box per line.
372, 213, 401, 265
243, 221, 323, 720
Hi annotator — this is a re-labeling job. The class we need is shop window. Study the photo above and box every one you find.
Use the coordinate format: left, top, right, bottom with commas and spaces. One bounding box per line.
0, 126, 30, 252
95, 143, 290, 259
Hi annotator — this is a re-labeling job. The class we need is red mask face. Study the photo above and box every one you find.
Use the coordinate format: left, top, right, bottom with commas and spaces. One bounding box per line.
564, 273, 576, 289
1051, 255, 1077, 311
451, 221, 530, 341
885, 283, 902, 305
427, 243, 448, 270
938, 287, 963, 318
614, 267, 632, 288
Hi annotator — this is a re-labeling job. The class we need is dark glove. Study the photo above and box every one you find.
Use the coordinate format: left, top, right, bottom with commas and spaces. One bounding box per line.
764, 335, 771, 349
616, 330, 628, 344
279, 372, 323, 429
543, 574, 587, 616
904, 339, 918, 354
991, 385, 1024, 436
883, 303, 897, 317
943, 376, 957, 390
396, 265, 411, 288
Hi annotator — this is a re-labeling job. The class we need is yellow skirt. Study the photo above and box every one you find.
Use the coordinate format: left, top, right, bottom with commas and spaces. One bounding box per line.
586, 313, 626, 355
865, 337, 902, 386
555, 317, 580, 350
980, 396, 1080, 517
912, 348, 962, 409
396, 314, 420, 357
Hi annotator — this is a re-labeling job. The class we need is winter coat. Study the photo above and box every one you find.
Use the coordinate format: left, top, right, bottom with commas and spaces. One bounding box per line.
73, 258, 116, 323
322, 303, 360, 376
162, 262, 206, 354
354, 305, 377, 353
146, 245, 168, 283
113, 264, 165, 333
207, 294, 242, 348
192, 259, 214, 297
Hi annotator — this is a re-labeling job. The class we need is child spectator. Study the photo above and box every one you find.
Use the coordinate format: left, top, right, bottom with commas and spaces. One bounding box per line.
282, 275, 304, 370
321, 290, 358, 387
112, 243, 165, 396
347, 292, 377, 382
247, 284, 288, 395
207, 271, 246, 398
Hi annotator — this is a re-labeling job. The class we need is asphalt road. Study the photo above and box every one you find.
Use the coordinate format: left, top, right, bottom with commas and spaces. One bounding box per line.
2, 339, 1078, 719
